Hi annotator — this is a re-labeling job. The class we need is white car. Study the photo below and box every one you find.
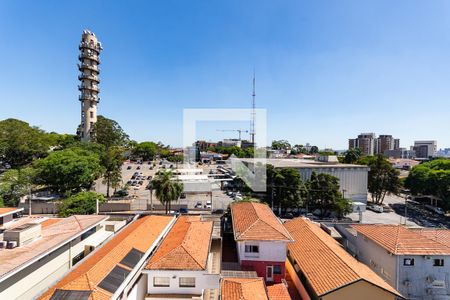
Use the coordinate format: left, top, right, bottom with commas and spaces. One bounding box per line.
206, 200, 212, 209
133, 185, 141, 190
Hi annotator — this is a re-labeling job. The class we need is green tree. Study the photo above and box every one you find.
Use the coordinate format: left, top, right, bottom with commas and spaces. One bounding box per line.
271, 140, 291, 150
267, 165, 307, 213
0, 167, 35, 207
151, 170, 183, 214
405, 159, 450, 209
359, 155, 401, 204
101, 147, 124, 197
34, 148, 103, 195
307, 172, 351, 218
58, 192, 105, 217
133, 142, 158, 161
90, 116, 129, 149
0, 119, 50, 167
309, 146, 319, 154
343, 148, 362, 164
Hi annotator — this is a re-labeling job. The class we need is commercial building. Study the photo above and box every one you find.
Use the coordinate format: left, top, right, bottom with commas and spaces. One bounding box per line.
338, 224, 450, 299
413, 140, 437, 158
377, 135, 400, 154
143, 215, 221, 299
38, 215, 173, 300
240, 158, 370, 203
230, 202, 293, 283
284, 218, 403, 300
77, 30, 102, 141
0, 215, 109, 300
384, 148, 416, 159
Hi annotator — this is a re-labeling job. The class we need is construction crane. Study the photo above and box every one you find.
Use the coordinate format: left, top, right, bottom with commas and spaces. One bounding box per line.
217, 129, 249, 141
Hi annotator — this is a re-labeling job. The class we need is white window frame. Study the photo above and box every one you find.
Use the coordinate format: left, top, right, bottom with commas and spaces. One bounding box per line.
153, 277, 170, 287
244, 244, 260, 257
179, 277, 196, 288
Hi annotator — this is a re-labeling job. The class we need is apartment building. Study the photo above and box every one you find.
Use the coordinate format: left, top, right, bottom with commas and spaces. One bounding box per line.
230, 202, 293, 283
284, 218, 403, 300
349, 133, 400, 156
0, 215, 109, 300
38, 215, 173, 300
143, 215, 221, 299
339, 224, 450, 299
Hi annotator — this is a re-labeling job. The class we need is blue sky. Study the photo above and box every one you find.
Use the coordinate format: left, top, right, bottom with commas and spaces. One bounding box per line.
1, 1, 450, 149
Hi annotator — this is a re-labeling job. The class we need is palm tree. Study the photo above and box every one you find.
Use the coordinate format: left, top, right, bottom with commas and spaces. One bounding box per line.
152, 170, 183, 214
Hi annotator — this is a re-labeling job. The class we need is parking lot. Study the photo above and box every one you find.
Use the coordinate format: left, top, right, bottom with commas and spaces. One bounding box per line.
94, 160, 237, 213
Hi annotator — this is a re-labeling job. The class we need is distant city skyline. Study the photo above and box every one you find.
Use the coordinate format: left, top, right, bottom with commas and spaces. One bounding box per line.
1, 1, 449, 149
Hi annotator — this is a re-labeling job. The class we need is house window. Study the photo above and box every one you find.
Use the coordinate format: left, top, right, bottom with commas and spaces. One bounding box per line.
153, 277, 170, 287
403, 258, 414, 266
433, 259, 444, 267
179, 277, 196, 287
273, 265, 282, 275
245, 245, 259, 253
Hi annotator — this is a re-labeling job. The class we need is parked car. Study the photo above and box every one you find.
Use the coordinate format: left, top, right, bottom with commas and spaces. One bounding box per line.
425, 205, 445, 215
234, 195, 243, 201
212, 209, 224, 215
133, 185, 140, 190
194, 201, 202, 209
113, 189, 129, 197
205, 200, 212, 209
178, 207, 188, 214
127, 165, 132, 170
131, 181, 137, 186
368, 204, 383, 213
180, 193, 186, 199
138, 180, 144, 185
127, 180, 132, 185
147, 175, 152, 180
136, 166, 141, 170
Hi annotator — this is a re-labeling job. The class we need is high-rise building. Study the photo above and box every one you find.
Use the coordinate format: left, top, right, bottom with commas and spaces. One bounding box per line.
377, 135, 400, 154
413, 140, 437, 158
76, 30, 102, 141
349, 133, 376, 155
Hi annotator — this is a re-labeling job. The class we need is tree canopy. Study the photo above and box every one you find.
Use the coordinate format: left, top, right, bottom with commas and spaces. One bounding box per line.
133, 142, 158, 161
34, 148, 103, 195
151, 170, 183, 214
0, 119, 51, 167
90, 116, 129, 149
307, 172, 352, 218
271, 140, 291, 150
343, 148, 362, 164
358, 155, 401, 204
0, 167, 35, 206
58, 191, 105, 217
405, 159, 450, 209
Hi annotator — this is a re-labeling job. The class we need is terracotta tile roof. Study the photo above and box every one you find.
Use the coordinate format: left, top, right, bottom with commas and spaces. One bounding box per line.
266, 283, 292, 300
0, 207, 23, 216
284, 218, 402, 298
352, 224, 450, 255
146, 215, 213, 270
40, 218, 61, 228
231, 202, 293, 241
412, 228, 450, 248
221, 277, 269, 300
38, 215, 173, 300
0, 215, 108, 281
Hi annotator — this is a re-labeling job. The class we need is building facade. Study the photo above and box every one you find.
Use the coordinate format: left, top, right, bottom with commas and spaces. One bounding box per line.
0, 215, 109, 300
413, 140, 437, 159
231, 202, 293, 283
338, 224, 450, 300
77, 30, 103, 141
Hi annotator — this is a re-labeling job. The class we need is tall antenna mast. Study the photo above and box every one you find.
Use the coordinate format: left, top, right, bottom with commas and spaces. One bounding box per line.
250, 70, 256, 144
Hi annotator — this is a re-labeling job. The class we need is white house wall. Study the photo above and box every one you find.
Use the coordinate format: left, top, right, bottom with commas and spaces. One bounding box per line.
237, 241, 287, 263
145, 270, 219, 296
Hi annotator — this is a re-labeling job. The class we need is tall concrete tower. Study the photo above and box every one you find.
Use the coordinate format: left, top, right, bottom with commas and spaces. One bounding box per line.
77, 30, 102, 141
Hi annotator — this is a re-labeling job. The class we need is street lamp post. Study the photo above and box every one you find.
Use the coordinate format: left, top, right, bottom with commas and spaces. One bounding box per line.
401, 189, 410, 225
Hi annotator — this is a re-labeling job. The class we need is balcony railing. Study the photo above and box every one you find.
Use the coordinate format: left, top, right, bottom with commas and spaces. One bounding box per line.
78, 53, 100, 64
79, 94, 100, 102
78, 85, 100, 93
78, 74, 100, 82
78, 63, 100, 73
79, 41, 103, 52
